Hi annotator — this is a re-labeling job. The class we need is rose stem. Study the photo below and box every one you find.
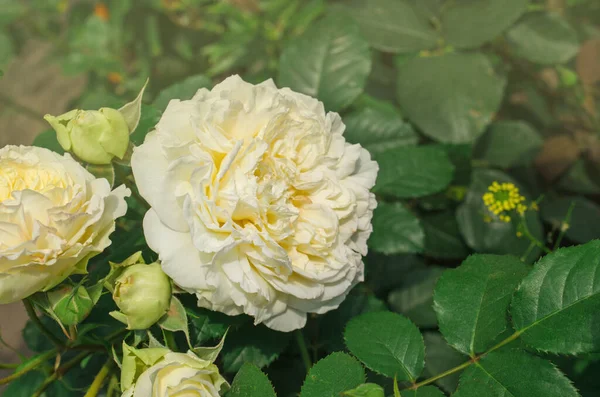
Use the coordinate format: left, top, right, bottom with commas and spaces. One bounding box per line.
0, 349, 57, 386
294, 329, 312, 373
84, 358, 114, 397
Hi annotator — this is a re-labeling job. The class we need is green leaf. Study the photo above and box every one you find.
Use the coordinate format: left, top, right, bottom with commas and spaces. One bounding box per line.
558, 160, 600, 195
474, 121, 543, 168
189, 307, 248, 346
152, 74, 212, 112
434, 254, 529, 356
441, 0, 529, 49
343, 383, 385, 397
456, 168, 544, 263
505, 12, 580, 65
370, 202, 424, 255
32, 130, 65, 155
388, 266, 445, 328
130, 104, 161, 146
397, 53, 506, 144
226, 363, 276, 397
319, 291, 387, 352
541, 196, 600, 244
374, 146, 455, 198
47, 284, 98, 326
423, 332, 465, 393
453, 350, 579, 397
158, 296, 190, 345
422, 211, 471, 259
345, 311, 424, 381
300, 352, 366, 397
337, 0, 439, 53
22, 316, 63, 352
365, 254, 425, 296
278, 14, 371, 111
119, 79, 148, 134
511, 240, 600, 354
221, 324, 292, 373
400, 386, 445, 397
343, 106, 418, 156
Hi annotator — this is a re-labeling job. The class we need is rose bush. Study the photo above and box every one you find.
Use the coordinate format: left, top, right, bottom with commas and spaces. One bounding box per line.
3, 1, 600, 395
0, 145, 129, 303
132, 75, 378, 331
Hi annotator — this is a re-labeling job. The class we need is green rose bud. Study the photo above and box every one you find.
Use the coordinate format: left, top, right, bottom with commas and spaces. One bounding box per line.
44, 108, 130, 165
44, 80, 148, 165
111, 261, 172, 330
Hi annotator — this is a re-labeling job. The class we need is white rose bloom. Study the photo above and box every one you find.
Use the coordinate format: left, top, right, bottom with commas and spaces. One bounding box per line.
122, 351, 228, 397
0, 145, 129, 304
132, 75, 378, 331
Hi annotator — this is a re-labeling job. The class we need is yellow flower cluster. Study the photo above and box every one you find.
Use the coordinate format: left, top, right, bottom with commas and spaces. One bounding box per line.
482, 182, 527, 223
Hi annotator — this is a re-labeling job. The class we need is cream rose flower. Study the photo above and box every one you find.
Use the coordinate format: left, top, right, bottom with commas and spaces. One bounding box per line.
121, 345, 229, 397
132, 75, 378, 331
121, 348, 229, 397
0, 145, 129, 304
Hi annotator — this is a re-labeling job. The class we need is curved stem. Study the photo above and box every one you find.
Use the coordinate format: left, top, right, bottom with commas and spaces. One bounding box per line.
32, 351, 90, 397
0, 349, 57, 386
294, 330, 312, 373
23, 299, 66, 349
405, 330, 523, 391
520, 215, 551, 254
84, 358, 114, 397
408, 360, 473, 390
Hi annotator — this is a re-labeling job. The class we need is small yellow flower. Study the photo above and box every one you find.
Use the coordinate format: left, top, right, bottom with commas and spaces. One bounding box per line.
516, 231, 523, 238
482, 181, 527, 223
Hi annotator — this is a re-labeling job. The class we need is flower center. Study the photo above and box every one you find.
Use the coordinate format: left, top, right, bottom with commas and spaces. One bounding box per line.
0, 161, 69, 203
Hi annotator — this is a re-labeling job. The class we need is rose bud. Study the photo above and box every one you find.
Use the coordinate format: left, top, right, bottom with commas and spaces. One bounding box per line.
44, 108, 130, 165
111, 262, 172, 330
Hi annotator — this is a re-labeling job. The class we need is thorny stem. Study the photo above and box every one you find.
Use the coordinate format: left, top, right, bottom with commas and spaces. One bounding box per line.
294, 329, 312, 374
405, 331, 522, 391
23, 299, 66, 349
